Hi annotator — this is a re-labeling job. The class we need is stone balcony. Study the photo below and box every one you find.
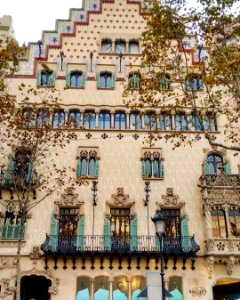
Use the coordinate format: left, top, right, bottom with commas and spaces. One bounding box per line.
205, 238, 240, 255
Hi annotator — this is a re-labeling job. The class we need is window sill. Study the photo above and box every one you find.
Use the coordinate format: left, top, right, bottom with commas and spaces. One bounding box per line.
97, 88, 115, 90
76, 176, 98, 180
142, 177, 164, 180
0, 239, 26, 247
65, 86, 85, 89
37, 85, 55, 88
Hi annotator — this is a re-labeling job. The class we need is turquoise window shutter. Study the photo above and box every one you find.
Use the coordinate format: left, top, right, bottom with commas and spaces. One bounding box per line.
181, 214, 189, 252
130, 213, 138, 251
49, 213, 59, 252
104, 215, 111, 251
6, 155, 15, 186
111, 74, 115, 88
95, 160, 99, 177
80, 73, 85, 88
160, 160, 164, 178
97, 74, 101, 88
51, 73, 56, 86
66, 73, 71, 87
199, 79, 204, 90
26, 161, 33, 184
76, 158, 81, 176
224, 159, 231, 174
203, 159, 210, 174
76, 215, 85, 251
37, 71, 41, 86
142, 160, 146, 177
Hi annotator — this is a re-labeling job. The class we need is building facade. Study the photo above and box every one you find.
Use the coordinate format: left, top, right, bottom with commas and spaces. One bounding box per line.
0, 0, 240, 299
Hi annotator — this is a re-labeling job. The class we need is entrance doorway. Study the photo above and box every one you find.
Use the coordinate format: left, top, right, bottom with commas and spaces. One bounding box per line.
213, 280, 240, 300
21, 275, 51, 300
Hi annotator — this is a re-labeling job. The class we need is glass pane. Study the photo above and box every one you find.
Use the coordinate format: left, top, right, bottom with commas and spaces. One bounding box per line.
129, 41, 139, 54
153, 159, 160, 177
81, 158, 88, 176
115, 114, 120, 129
145, 159, 152, 177
89, 158, 96, 176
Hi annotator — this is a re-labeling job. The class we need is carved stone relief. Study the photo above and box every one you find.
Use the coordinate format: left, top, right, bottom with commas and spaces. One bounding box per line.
0, 258, 17, 270
106, 187, 135, 218
156, 188, 185, 216
54, 187, 84, 218
189, 286, 207, 297
0, 277, 16, 299
206, 256, 215, 279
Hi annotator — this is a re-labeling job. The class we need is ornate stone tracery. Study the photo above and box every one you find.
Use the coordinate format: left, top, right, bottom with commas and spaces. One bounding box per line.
156, 188, 185, 216
106, 187, 135, 218
54, 187, 84, 218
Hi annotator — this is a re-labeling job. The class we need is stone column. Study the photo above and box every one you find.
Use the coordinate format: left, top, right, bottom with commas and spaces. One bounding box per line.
90, 279, 95, 300
204, 205, 213, 239
110, 111, 115, 129
95, 110, 99, 129
127, 278, 132, 300
171, 110, 175, 130
223, 204, 231, 237
141, 113, 145, 130
156, 110, 160, 130
186, 112, 191, 131
126, 112, 130, 129
108, 279, 113, 300
80, 110, 84, 128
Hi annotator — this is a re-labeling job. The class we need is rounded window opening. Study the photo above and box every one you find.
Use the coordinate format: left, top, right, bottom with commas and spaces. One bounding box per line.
21, 275, 52, 300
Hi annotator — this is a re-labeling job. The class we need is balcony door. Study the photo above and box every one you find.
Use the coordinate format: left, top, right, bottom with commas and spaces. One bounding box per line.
110, 208, 130, 251
59, 208, 78, 250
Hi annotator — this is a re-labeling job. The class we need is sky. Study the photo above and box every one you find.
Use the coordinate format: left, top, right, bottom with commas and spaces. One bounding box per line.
0, 0, 83, 45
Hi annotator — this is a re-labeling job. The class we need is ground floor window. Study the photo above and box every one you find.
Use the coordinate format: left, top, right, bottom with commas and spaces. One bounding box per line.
21, 275, 51, 300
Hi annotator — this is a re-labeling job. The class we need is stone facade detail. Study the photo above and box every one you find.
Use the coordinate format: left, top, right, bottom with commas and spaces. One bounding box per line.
0, 258, 17, 270
189, 286, 207, 297
156, 188, 185, 216
0, 277, 16, 299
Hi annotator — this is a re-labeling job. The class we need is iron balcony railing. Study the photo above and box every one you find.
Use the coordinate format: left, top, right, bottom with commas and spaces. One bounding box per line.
41, 234, 200, 254
0, 169, 38, 189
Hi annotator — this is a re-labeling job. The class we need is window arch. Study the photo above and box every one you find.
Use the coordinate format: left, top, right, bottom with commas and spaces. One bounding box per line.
128, 73, 141, 89
159, 113, 171, 130
159, 74, 171, 90
206, 154, 223, 175
68, 110, 81, 128
115, 39, 126, 54
114, 111, 126, 130
36, 108, 49, 128
129, 40, 140, 54
130, 112, 142, 130
76, 149, 99, 178
144, 112, 157, 130
189, 114, 203, 131
67, 71, 85, 88
205, 113, 217, 131
99, 111, 111, 129
101, 39, 112, 53
185, 74, 204, 91
175, 113, 187, 131
53, 110, 65, 128
97, 72, 115, 89
22, 108, 35, 128
83, 110, 96, 129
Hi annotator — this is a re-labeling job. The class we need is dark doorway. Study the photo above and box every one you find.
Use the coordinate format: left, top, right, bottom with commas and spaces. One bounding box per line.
213, 281, 240, 300
21, 275, 51, 300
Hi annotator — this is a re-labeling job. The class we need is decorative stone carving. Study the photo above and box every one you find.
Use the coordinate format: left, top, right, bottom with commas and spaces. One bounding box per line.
189, 286, 207, 297
30, 246, 41, 264
106, 188, 135, 218
226, 256, 235, 275
205, 239, 215, 252
206, 256, 215, 279
54, 187, 84, 217
207, 188, 240, 207
216, 241, 225, 251
0, 258, 17, 270
0, 277, 16, 299
156, 188, 185, 215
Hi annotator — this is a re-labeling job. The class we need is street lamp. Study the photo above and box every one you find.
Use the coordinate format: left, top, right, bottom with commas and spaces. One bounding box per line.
151, 210, 166, 300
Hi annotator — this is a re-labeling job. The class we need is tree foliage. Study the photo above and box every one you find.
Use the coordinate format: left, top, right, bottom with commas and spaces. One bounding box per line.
124, 0, 240, 151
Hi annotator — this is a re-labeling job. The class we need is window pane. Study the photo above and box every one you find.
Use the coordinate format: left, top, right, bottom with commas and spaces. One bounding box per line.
145, 159, 152, 177
101, 39, 112, 53
153, 159, 160, 177
81, 158, 88, 176
89, 158, 96, 176
129, 41, 139, 54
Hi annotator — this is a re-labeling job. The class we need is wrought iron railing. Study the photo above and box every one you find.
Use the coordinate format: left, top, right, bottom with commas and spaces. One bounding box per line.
1, 221, 25, 240
0, 169, 38, 189
41, 234, 200, 254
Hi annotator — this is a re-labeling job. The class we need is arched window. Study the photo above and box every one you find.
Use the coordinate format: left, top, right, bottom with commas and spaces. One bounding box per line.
144, 113, 157, 130
159, 113, 171, 130
130, 112, 141, 130
38, 70, 55, 87
83, 110, 96, 129
175, 113, 187, 131
22, 108, 35, 128
115, 39, 126, 54
36, 109, 49, 128
159, 74, 171, 90
211, 209, 227, 238
98, 72, 115, 89
128, 73, 141, 89
68, 110, 81, 128
53, 110, 65, 128
142, 151, 164, 179
206, 154, 223, 174
114, 112, 126, 130
129, 40, 140, 54
68, 71, 85, 88
101, 39, 112, 53
99, 111, 111, 129
189, 114, 203, 131
185, 75, 204, 91
76, 149, 99, 178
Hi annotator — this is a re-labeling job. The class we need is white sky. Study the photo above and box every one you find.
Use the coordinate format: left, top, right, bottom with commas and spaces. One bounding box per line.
0, 0, 83, 45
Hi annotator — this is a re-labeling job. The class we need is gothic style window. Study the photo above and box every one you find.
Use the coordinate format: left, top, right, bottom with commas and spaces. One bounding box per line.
53, 110, 65, 128
115, 39, 126, 54
161, 209, 181, 238
76, 149, 99, 178
189, 114, 203, 131
159, 113, 171, 130
67, 71, 85, 88
36, 108, 49, 128
101, 39, 112, 53
185, 75, 204, 91
68, 110, 81, 128
1, 210, 24, 240
175, 113, 187, 131
142, 150, 164, 179
144, 113, 157, 130
97, 72, 115, 89
37, 70, 55, 87
99, 111, 111, 129
114, 112, 126, 130
229, 209, 240, 237
205, 114, 217, 131
14, 149, 32, 180
130, 112, 142, 130
83, 110, 96, 129
159, 74, 171, 90
128, 73, 141, 89
22, 108, 35, 128
129, 40, 140, 54
59, 207, 78, 237
206, 154, 223, 174
211, 209, 227, 238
